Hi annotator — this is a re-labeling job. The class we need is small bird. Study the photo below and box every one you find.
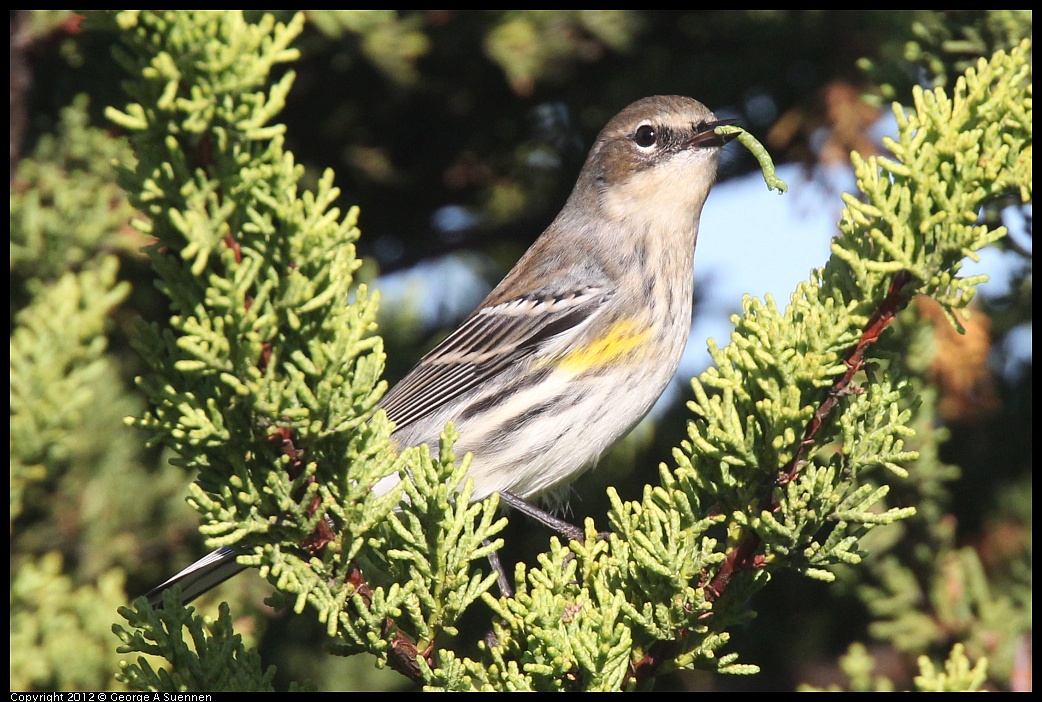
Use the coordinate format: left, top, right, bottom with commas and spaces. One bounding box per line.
147, 95, 736, 607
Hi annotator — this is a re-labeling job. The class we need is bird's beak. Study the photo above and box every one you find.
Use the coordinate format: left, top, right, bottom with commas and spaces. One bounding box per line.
686, 118, 739, 149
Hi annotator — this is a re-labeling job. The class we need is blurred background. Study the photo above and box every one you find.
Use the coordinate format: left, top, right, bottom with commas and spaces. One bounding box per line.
10, 10, 1031, 691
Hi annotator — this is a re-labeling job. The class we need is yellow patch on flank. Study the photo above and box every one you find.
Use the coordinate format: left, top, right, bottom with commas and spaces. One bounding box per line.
552, 318, 652, 373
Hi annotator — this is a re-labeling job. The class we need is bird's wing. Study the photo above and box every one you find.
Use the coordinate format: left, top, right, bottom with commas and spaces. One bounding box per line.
379, 285, 612, 431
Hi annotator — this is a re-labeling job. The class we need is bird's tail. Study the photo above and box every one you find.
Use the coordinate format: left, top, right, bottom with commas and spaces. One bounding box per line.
145, 546, 246, 608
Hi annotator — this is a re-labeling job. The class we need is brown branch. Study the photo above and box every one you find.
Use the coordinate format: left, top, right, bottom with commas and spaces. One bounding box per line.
697, 272, 914, 607
629, 638, 682, 687
627, 270, 917, 688
704, 533, 766, 605
706, 270, 916, 601
776, 270, 916, 492
347, 562, 426, 684
266, 424, 426, 682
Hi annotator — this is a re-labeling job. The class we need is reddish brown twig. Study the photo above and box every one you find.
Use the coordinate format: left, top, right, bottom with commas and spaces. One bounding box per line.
347, 563, 426, 683
776, 270, 915, 492
627, 270, 916, 688
703, 270, 916, 601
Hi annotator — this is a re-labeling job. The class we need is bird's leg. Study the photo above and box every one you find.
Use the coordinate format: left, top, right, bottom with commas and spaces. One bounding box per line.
488, 491, 612, 608
484, 540, 514, 599
498, 491, 588, 543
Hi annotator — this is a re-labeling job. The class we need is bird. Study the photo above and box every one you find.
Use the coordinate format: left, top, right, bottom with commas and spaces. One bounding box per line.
146, 95, 737, 607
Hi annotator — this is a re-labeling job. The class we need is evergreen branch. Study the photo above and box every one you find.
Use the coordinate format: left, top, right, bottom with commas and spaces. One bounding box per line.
115, 596, 279, 692
107, 11, 1029, 690
107, 11, 506, 684
621, 40, 1031, 687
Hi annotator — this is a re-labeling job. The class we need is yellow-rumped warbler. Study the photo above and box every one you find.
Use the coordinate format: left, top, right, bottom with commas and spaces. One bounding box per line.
148, 95, 736, 606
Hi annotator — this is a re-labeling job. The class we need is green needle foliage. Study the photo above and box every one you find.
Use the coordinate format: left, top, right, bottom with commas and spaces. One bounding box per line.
801, 642, 989, 692
101, 11, 1030, 692
10, 92, 171, 691
103, 10, 505, 690
116, 596, 279, 692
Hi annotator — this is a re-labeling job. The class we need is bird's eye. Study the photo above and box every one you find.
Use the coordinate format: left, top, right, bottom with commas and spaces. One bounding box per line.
633, 124, 657, 148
